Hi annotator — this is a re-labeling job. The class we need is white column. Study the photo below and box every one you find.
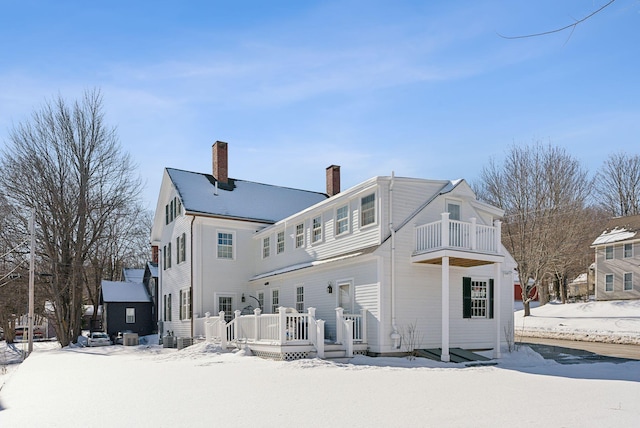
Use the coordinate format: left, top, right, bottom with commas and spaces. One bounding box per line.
218, 311, 226, 349
494, 220, 502, 254
441, 212, 450, 248
494, 262, 502, 359
345, 319, 354, 358
316, 320, 325, 359
307, 307, 317, 346
253, 308, 261, 341
441, 256, 450, 362
470, 217, 477, 251
278, 306, 287, 344
335, 307, 344, 344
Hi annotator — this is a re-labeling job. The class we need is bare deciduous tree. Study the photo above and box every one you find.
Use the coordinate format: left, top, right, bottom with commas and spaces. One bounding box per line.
477, 142, 593, 316
0, 89, 144, 346
595, 152, 640, 217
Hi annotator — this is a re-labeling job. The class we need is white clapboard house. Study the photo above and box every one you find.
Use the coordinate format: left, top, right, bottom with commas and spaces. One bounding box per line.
151, 142, 516, 361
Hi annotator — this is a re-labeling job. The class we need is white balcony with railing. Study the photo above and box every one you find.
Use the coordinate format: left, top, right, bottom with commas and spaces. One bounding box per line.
413, 213, 502, 266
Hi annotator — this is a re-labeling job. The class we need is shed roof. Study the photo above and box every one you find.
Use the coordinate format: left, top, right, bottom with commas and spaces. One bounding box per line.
167, 168, 328, 223
101, 281, 151, 303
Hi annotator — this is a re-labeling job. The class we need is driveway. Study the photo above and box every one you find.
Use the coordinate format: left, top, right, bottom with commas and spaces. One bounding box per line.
517, 336, 640, 363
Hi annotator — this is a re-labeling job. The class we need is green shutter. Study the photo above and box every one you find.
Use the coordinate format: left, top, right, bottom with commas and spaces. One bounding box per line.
463, 277, 471, 318
489, 279, 494, 319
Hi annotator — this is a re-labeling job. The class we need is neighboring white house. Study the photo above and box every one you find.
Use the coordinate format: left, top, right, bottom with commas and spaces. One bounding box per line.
151, 141, 516, 361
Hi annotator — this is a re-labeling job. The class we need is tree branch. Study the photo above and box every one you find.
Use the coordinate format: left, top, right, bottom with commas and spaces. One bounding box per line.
499, 0, 616, 40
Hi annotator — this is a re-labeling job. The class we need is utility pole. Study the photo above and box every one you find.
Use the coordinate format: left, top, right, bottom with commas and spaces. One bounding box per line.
27, 208, 35, 355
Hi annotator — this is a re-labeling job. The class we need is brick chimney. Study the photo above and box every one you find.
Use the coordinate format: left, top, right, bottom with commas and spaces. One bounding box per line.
326, 165, 340, 196
212, 141, 228, 184
151, 245, 159, 264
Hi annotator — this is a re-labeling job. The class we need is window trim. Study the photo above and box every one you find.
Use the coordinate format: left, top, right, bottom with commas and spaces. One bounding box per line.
180, 288, 192, 320
257, 291, 265, 312
263, 236, 270, 259
295, 223, 305, 249
605, 245, 614, 260
276, 231, 285, 254
605, 273, 614, 292
295, 285, 304, 312
446, 201, 461, 221
336, 204, 350, 236
311, 215, 323, 244
360, 192, 377, 228
126, 307, 135, 324
179, 232, 186, 263
624, 243, 633, 258
217, 230, 235, 260
463, 277, 494, 319
623, 272, 633, 291
271, 288, 280, 314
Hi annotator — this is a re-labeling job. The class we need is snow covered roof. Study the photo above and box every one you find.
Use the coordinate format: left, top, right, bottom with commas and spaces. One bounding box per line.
101, 281, 150, 303
251, 246, 378, 281
146, 262, 158, 278
123, 268, 144, 283
167, 168, 328, 223
591, 215, 640, 246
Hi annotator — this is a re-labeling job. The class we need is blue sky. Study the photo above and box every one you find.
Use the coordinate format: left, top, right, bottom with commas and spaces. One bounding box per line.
1, 1, 638, 209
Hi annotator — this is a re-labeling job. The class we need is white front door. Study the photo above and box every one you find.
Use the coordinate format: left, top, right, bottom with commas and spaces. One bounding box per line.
338, 282, 353, 313
218, 296, 233, 322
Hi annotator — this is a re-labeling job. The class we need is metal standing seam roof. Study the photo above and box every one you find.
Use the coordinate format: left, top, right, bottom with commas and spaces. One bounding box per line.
101, 281, 151, 303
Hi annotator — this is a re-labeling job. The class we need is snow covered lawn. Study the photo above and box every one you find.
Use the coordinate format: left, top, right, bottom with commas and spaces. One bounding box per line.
1, 299, 639, 427
514, 299, 640, 344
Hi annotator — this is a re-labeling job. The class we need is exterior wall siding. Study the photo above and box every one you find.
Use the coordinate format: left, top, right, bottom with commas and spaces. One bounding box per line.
249, 257, 379, 344
594, 241, 640, 300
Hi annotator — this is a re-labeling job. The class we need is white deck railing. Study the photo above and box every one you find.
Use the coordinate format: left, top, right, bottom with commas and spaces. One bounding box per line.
415, 213, 500, 255
203, 307, 366, 358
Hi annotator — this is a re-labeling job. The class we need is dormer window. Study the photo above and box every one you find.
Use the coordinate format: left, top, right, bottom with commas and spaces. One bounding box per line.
361, 193, 376, 227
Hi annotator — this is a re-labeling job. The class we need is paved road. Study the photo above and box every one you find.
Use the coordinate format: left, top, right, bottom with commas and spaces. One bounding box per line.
517, 336, 640, 361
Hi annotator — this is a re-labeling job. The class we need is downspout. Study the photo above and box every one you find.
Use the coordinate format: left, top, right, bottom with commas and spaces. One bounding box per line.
389, 172, 401, 349
190, 215, 195, 338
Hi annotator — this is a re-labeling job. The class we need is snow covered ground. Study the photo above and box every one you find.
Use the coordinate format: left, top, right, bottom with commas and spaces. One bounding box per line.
514, 299, 640, 345
1, 300, 639, 427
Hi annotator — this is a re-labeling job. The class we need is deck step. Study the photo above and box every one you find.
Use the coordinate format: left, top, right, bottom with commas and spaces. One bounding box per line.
416, 348, 490, 364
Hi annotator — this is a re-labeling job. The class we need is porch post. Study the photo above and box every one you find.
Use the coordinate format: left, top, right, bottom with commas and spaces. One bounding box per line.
308, 307, 317, 346
316, 319, 325, 359
278, 306, 287, 344
253, 308, 261, 342
441, 256, 450, 362
219, 311, 226, 349
361, 308, 368, 343
494, 220, 502, 254
470, 217, 477, 250
345, 319, 354, 358
494, 262, 502, 358
441, 212, 450, 247
335, 307, 344, 344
